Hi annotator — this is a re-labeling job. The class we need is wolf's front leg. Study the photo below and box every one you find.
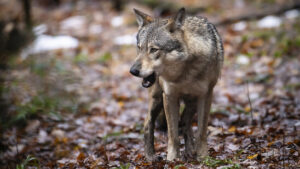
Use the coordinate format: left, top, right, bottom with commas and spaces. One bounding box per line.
163, 93, 180, 161
144, 86, 163, 161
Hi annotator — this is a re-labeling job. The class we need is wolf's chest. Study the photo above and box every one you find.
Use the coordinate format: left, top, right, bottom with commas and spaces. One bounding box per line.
160, 77, 209, 97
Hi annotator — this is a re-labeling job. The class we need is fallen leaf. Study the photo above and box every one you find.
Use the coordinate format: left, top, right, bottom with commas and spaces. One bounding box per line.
228, 126, 236, 133
77, 152, 86, 166
247, 154, 258, 160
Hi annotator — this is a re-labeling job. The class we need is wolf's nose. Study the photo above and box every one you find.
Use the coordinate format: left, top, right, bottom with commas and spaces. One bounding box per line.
130, 67, 140, 76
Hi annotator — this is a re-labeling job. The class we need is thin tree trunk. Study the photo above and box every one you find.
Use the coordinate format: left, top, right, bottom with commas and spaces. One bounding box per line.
22, 0, 32, 30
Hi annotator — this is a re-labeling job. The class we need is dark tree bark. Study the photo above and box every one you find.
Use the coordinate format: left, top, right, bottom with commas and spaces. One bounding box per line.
22, 0, 32, 30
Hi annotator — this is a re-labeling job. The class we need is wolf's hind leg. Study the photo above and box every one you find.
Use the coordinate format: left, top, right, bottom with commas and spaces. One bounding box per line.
196, 89, 213, 159
156, 109, 167, 131
181, 97, 197, 160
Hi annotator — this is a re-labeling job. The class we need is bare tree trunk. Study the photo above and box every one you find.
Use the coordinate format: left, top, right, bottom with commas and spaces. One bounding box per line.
22, 0, 32, 30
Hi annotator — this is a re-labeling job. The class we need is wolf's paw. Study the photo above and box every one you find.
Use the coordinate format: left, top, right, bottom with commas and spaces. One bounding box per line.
167, 152, 180, 161
183, 150, 196, 161
196, 144, 208, 161
145, 154, 161, 162
183, 140, 196, 161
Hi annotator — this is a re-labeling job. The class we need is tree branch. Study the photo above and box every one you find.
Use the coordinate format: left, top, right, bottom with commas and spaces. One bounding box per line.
215, 1, 300, 26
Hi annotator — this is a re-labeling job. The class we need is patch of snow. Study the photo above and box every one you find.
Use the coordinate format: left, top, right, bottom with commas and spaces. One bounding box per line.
295, 121, 300, 127
229, 114, 239, 122
250, 93, 259, 100
285, 9, 299, 19
10, 144, 25, 154
262, 149, 278, 157
257, 15, 282, 28
38, 130, 49, 144
57, 159, 76, 165
236, 54, 250, 65
51, 129, 65, 139
34, 24, 47, 35
31, 35, 79, 53
114, 34, 136, 45
61, 15, 86, 30
111, 16, 124, 27
91, 116, 105, 124
77, 139, 88, 148
208, 126, 222, 136
89, 24, 102, 35
75, 118, 85, 126
241, 159, 258, 168
121, 133, 142, 139
227, 143, 239, 151
233, 21, 246, 31
217, 165, 237, 169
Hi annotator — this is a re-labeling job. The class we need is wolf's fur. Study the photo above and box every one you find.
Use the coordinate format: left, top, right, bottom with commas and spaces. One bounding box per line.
130, 8, 224, 161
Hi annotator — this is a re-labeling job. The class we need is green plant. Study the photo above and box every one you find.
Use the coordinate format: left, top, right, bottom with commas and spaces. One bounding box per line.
221, 164, 241, 169
16, 155, 39, 169
202, 156, 240, 169
112, 163, 130, 169
74, 53, 88, 63
102, 131, 123, 141
98, 52, 112, 63
14, 95, 60, 121
174, 164, 186, 169
4, 94, 66, 129
30, 61, 49, 77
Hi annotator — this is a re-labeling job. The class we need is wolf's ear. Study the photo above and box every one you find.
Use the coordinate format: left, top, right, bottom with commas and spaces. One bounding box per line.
133, 9, 153, 28
174, 8, 186, 28
167, 8, 186, 32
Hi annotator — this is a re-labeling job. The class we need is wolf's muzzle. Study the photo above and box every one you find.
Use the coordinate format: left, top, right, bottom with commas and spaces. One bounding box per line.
130, 67, 140, 76
142, 72, 156, 88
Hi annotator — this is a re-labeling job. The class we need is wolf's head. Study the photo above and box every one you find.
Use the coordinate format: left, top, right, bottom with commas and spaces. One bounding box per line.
130, 8, 188, 88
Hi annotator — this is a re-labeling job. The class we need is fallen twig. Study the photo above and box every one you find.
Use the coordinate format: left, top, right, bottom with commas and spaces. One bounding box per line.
215, 1, 300, 26
246, 81, 254, 125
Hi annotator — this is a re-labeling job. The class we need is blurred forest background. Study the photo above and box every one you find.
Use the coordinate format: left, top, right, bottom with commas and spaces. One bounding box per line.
0, 0, 300, 168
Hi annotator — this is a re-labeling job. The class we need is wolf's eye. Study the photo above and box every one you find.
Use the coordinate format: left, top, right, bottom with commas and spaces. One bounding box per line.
154, 54, 160, 60
149, 48, 158, 53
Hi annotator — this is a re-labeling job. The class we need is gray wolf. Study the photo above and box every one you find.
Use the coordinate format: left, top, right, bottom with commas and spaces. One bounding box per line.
130, 8, 224, 161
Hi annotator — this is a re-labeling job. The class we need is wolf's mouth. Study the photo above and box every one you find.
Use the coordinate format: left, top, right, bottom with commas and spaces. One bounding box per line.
142, 72, 156, 88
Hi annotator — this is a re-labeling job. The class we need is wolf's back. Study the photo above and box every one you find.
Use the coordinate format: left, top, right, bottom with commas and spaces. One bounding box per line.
183, 16, 224, 75
207, 22, 224, 76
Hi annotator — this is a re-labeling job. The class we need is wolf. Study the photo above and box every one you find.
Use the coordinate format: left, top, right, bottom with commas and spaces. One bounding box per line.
130, 8, 224, 161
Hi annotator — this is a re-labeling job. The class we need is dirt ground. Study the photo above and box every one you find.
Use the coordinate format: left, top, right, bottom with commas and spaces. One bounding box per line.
0, 0, 300, 168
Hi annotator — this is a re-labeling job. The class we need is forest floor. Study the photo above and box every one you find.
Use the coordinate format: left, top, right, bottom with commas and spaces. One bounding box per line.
0, 0, 300, 168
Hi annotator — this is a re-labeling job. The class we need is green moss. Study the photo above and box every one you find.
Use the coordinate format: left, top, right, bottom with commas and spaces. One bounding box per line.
74, 53, 88, 63
112, 163, 131, 169
174, 164, 186, 169
202, 156, 240, 169
254, 30, 275, 40
98, 52, 112, 63
102, 131, 123, 141
12, 95, 61, 123
30, 61, 49, 77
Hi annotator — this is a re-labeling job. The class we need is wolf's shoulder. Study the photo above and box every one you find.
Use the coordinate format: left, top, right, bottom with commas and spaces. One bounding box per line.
183, 15, 208, 28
